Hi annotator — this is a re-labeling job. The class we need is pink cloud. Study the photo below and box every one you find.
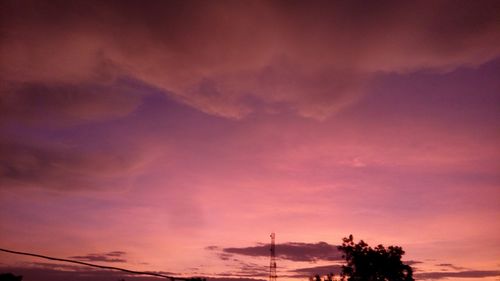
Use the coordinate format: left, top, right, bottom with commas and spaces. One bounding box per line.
2, 1, 499, 119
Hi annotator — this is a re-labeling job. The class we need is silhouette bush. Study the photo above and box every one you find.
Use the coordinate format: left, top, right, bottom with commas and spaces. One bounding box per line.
0, 273, 23, 281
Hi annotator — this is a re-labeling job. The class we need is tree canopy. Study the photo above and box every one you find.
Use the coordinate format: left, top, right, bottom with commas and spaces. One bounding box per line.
337, 235, 414, 281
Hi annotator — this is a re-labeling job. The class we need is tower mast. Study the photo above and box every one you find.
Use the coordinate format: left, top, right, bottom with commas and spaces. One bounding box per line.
269, 233, 277, 281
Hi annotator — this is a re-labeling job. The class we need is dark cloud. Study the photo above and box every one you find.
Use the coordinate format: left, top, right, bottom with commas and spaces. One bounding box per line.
2, 0, 499, 119
290, 265, 500, 280
29, 262, 87, 271
234, 262, 269, 278
209, 278, 266, 281
0, 77, 159, 191
1, 265, 266, 281
404, 260, 423, 266
0, 266, 173, 281
416, 270, 500, 280
69, 251, 128, 263
214, 271, 268, 279
222, 242, 341, 262
106, 251, 127, 257
218, 253, 233, 261
290, 264, 342, 278
0, 138, 148, 190
204, 250, 268, 278
208, 277, 266, 281
435, 263, 467, 271
0, 80, 143, 126
213, 264, 268, 278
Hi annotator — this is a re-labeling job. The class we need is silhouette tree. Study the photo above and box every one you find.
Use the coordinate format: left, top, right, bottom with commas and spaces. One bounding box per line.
0, 273, 23, 281
338, 235, 414, 281
324, 273, 334, 281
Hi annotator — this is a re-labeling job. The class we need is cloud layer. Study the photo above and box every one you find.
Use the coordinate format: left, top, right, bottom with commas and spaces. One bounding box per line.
69, 251, 127, 263
217, 242, 341, 262
290, 265, 342, 278
0, 265, 266, 281
2, 0, 500, 119
0, 81, 143, 126
416, 270, 500, 280
0, 137, 148, 190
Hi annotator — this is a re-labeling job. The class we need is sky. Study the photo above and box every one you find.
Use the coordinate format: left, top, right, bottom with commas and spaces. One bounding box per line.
0, 1, 500, 281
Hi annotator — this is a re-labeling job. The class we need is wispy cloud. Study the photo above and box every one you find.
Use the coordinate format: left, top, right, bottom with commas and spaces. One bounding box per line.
213, 262, 269, 278
416, 270, 500, 280
69, 251, 128, 263
435, 263, 466, 271
404, 260, 423, 266
289, 264, 342, 278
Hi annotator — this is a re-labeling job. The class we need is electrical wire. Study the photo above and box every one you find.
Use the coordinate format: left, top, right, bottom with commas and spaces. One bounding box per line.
0, 247, 193, 280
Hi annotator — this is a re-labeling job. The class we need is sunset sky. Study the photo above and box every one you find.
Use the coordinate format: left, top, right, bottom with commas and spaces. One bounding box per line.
1, 1, 500, 281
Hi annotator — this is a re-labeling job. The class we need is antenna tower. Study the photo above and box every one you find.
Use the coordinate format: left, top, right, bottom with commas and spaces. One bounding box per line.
269, 233, 277, 281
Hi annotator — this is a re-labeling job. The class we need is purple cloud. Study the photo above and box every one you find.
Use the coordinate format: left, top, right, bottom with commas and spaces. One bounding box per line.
0, 266, 175, 281
0, 135, 149, 190
69, 251, 128, 263
2, 1, 499, 119
105, 251, 127, 257
435, 263, 466, 271
0, 81, 143, 126
2, 264, 267, 281
290, 264, 342, 278
221, 242, 341, 262
416, 270, 500, 280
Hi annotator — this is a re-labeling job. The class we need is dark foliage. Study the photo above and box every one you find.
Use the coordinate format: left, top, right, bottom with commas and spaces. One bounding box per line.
338, 235, 414, 281
0, 273, 23, 281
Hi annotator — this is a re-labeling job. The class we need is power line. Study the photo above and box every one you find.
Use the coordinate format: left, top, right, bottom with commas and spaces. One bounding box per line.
0, 247, 193, 281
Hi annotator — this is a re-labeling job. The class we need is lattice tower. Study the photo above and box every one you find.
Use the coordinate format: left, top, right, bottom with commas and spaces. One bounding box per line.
269, 233, 277, 281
